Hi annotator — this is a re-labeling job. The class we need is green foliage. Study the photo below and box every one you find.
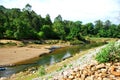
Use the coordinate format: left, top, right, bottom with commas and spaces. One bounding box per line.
70, 40, 84, 45
95, 41, 120, 63
53, 19, 66, 40
38, 31, 45, 39
38, 66, 46, 76
5, 30, 14, 38
0, 5, 120, 41
6, 42, 17, 46
17, 43, 25, 47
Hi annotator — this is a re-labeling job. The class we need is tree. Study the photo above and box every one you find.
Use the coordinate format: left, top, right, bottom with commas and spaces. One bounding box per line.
44, 14, 52, 26
23, 4, 32, 12
0, 5, 120, 40
54, 14, 62, 23
0, 10, 6, 38
94, 20, 104, 36
67, 21, 82, 40
104, 20, 111, 30
41, 25, 55, 39
53, 21, 66, 40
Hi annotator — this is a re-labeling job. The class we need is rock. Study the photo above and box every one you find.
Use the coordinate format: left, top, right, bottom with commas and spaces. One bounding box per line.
96, 63, 106, 70
97, 77, 102, 80
105, 63, 112, 67
53, 61, 120, 80
0, 77, 7, 80
103, 78, 110, 80
85, 75, 94, 80
68, 75, 74, 79
71, 71, 76, 76
110, 66, 120, 76
101, 72, 108, 78
81, 74, 86, 80
11, 73, 16, 78
83, 69, 88, 76
101, 69, 107, 73
114, 62, 120, 66
91, 66, 96, 71
62, 71, 69, 78
76, 72, 81, 78
109, 75, 115, 79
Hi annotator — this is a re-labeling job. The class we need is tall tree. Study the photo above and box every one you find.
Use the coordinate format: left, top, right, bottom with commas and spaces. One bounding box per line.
53, 15, 66, 40
67, 21, 82, 40
94, 20, 103, 36
44, 14, 52, 26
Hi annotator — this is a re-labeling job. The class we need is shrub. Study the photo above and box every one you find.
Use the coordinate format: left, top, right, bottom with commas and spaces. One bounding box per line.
38, 66, 46, 76
95, 41, 120, 63
17, 43, 25, 47
6, 42, 17, 46
70, 40, 84, 45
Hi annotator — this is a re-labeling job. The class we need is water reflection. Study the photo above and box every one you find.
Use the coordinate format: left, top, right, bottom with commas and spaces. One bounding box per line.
50, 55, 55, 64
62, 51, 71, 60
0, 43, 105, 77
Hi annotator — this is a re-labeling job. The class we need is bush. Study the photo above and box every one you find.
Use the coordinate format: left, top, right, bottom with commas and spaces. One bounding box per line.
17, 43, 25, 47
6, 42, 17, 46
38, 66, 46, 76
95, 41, 120, 63
70, 40, 84, 45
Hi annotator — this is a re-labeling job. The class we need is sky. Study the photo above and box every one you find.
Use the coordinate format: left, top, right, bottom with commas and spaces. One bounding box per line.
0, 0, 120, 24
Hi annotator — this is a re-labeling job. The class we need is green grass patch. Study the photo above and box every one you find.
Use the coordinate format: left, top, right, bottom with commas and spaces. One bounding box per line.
38, 66, 46, 76
95, 41, 120, 63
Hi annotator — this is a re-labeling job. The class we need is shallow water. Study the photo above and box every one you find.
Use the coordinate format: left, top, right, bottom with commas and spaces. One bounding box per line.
0, 43, 105, 77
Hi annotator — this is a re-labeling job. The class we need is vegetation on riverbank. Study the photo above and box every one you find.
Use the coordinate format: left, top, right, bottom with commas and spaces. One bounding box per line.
0, 4, 120, 43
0, 3, 120, 80
3, 38, 115, 80
96, 40, 120, 63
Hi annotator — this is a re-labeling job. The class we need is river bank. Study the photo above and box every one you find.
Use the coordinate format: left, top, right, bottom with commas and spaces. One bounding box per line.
34, 45, 106, 80
0, 43, 68, 67
0, 38, 118, 80
33, 40, 120, 80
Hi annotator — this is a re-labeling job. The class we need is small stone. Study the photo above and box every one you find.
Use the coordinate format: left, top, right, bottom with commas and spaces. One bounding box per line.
91, 66, 96, 71
106, 63, 112, 67
101, 69, 107, 73
83, 70, 88, 75
96, 63, 106, 70
103, 78, 110, 80
71, 71, 76, 76
81, 74, 86, 80
63, 71, 69, 77
0, 77, 7, 80
97, 77, 102, 80
85, 76, 94, 80
109, 75, 115, 78
68, 75, 74, 79
76, 73, 81, 78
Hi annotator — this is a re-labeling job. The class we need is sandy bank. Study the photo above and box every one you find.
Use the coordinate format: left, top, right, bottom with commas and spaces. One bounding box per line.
0, 46, 52, 66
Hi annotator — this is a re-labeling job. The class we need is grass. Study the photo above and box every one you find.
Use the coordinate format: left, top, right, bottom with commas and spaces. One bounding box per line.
38, 66, 46, 76
88, 37, 118, 43
95, 41, 120, 63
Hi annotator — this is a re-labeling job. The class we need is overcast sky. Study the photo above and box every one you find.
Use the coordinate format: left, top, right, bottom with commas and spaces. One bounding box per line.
0, 0, 120, 24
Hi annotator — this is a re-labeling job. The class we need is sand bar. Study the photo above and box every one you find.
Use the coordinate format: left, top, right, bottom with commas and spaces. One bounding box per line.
0, 47, 51, 66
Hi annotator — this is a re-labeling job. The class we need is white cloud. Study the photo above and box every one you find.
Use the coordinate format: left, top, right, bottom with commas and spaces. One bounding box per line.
0, 0, 120, 24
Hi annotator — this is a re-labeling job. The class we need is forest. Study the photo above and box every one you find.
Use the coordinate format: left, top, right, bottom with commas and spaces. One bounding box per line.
0, 4, 120, 41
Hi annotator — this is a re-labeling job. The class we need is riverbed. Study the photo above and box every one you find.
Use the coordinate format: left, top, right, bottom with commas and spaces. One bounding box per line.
0, 43, 105, 78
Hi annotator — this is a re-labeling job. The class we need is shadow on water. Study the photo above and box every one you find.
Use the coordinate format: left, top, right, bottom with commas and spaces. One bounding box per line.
0, 42, 105, 77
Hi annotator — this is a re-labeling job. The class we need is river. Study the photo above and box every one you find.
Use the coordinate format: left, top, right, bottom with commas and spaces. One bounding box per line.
0, 43, 105, 77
